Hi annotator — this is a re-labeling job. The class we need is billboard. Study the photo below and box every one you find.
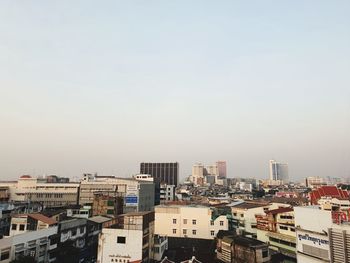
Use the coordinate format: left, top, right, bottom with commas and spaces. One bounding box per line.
126, 185, 138, 207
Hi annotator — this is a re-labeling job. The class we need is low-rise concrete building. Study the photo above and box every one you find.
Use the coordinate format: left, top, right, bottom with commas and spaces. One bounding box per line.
0, 226, 58, 263
97, 211, 155, 263
155, 205, 229, 240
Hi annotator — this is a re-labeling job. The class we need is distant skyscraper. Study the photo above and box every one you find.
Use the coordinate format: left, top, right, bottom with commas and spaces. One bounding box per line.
216, 161, 227, 178
269, 160, 289, 183
140, 162, 179, 186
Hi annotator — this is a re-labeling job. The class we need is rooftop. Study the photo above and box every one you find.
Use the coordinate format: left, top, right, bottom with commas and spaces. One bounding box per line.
88, 215, 113, 224
231, 202, 269, 210
232, 236, 267, 247
267, 207, 293, 215
28, 213, 57, 225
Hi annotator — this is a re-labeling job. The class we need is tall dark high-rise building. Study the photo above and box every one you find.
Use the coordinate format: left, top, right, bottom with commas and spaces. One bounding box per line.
140, 162, 179, 186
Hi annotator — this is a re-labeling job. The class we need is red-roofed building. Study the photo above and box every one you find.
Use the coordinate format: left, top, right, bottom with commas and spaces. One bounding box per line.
310, 186, 349, 205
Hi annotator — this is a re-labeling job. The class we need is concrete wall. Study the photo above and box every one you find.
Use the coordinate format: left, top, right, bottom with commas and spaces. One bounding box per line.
155, 206, 228, 240
97, 228, 143, 263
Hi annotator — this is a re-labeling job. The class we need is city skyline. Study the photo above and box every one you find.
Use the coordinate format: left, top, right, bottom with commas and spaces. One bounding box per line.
1, 1, 350, 181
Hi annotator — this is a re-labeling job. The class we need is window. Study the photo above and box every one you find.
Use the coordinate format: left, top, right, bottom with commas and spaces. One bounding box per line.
173, 219, 177, 224
211, 230, 215, 236
183, 219, 187, 224
117, 236, 126, 244
19, 224, 25, 231
240, 214, 244, 218
192, 230, 196, 235
183, 229, 187, 235
11, 224, 16, 230
279, 226, 288, 230
210, 221, 214, 226
192, 219, 196, 225
220, 221, 224, 226
291, 228, 296, 232
107, 209, 114, 215
262, 250, 269, 258
233, 213, 237, 216
0, 248, 10, 261
172, 229, 177, 234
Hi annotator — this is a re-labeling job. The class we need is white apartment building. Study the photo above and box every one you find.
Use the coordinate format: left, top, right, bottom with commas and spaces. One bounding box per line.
154, 205, 229, 240
0, 175, 79, 207
0, 226, 58, 263
97, 211, 154, 263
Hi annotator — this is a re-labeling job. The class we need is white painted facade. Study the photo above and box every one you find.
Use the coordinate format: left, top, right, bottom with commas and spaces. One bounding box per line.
97, 228, 143, 263
294, 206, 333, 263
0, 226, 58, 263
0, 177, 79, 207
155, 205, 228, 240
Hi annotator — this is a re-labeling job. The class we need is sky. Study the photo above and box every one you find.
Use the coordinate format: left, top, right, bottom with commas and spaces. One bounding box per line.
0, 1, 349, 182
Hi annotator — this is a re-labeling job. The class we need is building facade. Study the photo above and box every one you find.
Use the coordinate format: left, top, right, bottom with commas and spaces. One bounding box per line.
79, 175, 155, 213
97, 211, 155, 263
0, 176, 79, 207
216, 161, 227, 178
155, 205, 229, 240
140, 162, 179, 186
269, 160, 289, 183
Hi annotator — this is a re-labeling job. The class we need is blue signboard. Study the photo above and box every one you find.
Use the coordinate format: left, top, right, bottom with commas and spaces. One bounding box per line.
125, 196, 138, 206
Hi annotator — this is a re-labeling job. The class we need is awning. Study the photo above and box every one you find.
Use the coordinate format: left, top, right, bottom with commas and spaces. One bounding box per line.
266, 232, 296, 243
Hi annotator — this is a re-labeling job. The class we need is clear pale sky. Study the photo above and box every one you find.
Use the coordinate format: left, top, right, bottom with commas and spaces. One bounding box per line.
1, 1, 349, 181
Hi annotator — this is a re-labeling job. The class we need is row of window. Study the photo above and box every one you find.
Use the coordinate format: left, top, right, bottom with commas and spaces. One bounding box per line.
0, 248, 10, 261
110, 259, 130, 263
172, 219, 224, 226
35, 193, 64, 198
171, 229, 216, 236
280, 215, 294, 220
233, 213, 244, 217
279, 225, 295, 232
12, 224, 25, 231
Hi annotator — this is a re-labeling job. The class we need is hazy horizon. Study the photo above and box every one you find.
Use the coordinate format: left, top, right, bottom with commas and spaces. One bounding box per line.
1, 1, 349, 181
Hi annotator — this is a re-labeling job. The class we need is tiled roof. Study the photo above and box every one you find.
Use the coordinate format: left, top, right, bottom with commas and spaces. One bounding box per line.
266, 207, 293, 215
28, 213, 57, 225
310, 186, 349, 204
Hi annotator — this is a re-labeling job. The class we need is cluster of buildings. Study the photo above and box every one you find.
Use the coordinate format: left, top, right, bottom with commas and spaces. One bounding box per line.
0, 160, 350, 263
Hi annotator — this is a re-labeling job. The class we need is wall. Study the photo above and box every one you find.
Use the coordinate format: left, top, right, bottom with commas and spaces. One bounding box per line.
155, 206, 228, 240
97, 228, 143, 263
